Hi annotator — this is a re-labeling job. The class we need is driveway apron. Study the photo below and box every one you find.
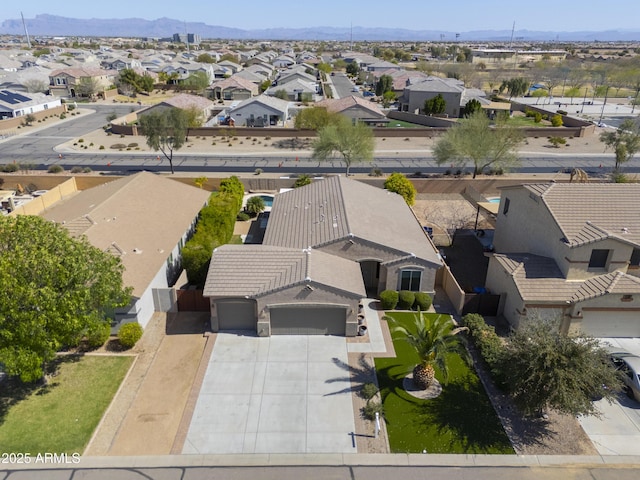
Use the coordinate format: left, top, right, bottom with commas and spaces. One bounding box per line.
183, 333, 357, 454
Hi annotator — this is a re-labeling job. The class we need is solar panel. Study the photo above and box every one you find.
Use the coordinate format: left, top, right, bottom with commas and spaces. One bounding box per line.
0, 90, 32, 105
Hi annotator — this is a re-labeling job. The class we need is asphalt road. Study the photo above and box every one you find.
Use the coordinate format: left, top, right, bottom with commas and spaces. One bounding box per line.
330, 72, 361, 99
0, 103, 634, 176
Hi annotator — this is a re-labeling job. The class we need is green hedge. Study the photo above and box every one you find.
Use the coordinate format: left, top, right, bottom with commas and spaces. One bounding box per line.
462, 313, 506, 385
86, 322, 111, 349
379, 290, 399, 310
414, 292, 432, 311
397, 290, 415, 310
182, 177, 245, 287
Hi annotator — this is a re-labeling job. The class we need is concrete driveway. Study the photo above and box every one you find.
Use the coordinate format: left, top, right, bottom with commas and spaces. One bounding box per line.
578, 338, 640, 455
182, 333, 357, 454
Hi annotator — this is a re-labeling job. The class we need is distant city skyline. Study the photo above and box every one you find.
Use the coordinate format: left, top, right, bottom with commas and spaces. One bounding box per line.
8, 1, 640, 34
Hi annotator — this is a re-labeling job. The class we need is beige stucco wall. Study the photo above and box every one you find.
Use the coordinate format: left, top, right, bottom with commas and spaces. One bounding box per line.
485, 256, 525, 329
10, 177, 78, 216
562, 239, 633, 280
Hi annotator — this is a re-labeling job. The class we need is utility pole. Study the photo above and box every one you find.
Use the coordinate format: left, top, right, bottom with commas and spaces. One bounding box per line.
21, 12, 31, 48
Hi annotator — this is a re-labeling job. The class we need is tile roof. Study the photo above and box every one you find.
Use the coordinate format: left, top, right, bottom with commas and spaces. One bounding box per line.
50, 66, 112, 78
405, 76, 465, 93
41, 173, 210, 297
211, 75, 258, 93
203, 245, 366, 298
492, 253, 640, 303
316, 95, 385, 118
520, 183, 640, 247
263, 177, 441, 266
233, 95, 291, 114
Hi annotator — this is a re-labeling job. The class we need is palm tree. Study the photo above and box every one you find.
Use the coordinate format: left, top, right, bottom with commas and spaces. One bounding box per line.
387, 313, 469, 390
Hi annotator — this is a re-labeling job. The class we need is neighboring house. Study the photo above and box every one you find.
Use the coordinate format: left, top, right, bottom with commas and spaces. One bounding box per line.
100, 56, 142, 71
229, 95, 292, 127
485, 183, 640, 337
203, 176, 441, 337
41, 172, 210, 330
48, 67, 115, 98
315, 95, 388, 125
209, 75, 259, 101
397, 76, 468, 118
366, 60, 403, 72
273, 55, 295, 68
276, 69, 317, 86
218, 60, 242, 74
0, 89, 62, 120
137, 93, 216, 123
265, 78, 318, 102
233, 69, 267, 85
245, 63, 275, 79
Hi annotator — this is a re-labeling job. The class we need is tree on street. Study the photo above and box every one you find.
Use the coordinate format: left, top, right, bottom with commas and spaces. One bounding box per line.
312, 117, 374, 176
139, 108, 189, 174
500, 317, 623, 417
0, 215, 130, 382
375, 75, 393, 96
600, 119, 640, 172
433, 111, 523, 178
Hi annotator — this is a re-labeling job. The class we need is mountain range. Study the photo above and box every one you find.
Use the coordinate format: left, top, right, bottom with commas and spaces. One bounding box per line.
1, 14, 640, 42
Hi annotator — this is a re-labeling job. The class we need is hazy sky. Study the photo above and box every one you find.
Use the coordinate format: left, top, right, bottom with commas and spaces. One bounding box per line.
9, 1, 640, 32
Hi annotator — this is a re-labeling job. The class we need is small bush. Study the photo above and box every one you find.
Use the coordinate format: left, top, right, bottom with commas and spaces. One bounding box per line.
110, 143, 127, 149
254, 168, 263, 175
369, 167, 383, 177
2, 163, 19, 173
127, 143, 138, 148
379, 290, 399, 310
59, 113, 66, 119
86, 322, 111, 349
557, 109, 567, 115
118, 322, 143, 349
237, 211, 250, 221
99, 145, 105, 150
533, 112, 542, 123
78, 138, 84, 143
83, 167, 92, 173
70, 166, 83, 174
551, 114, 563, 127
397, 290, 416, 310
414, 292, 432, 311
362, 400, 384, 421
361, 382, 379, 400
48, 164, 64, 174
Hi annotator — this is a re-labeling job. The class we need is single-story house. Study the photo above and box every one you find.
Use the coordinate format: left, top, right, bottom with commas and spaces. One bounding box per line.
209, 75, 259, 101
229, 95, 292, 127
41, 172, 210, 330
203, 176, 442, 337
315, 95, 388, 125
486, 183, 640, 337
0, 89, 62, 120
137, 93, 217, 123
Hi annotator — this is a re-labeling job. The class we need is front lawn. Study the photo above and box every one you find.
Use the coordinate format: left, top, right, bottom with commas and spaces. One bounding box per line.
375, 312, 513, 454
0, 355, 133, 454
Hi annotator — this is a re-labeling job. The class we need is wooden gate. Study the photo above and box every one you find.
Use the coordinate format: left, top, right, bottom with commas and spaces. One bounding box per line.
176, 289, 210, 312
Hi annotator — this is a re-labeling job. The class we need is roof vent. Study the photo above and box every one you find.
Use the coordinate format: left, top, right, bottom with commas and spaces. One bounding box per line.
622, 227, 629, 234
132, 248, 142, 254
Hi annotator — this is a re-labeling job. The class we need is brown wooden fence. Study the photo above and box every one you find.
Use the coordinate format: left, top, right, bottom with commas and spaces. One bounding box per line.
176, 289, 210, 312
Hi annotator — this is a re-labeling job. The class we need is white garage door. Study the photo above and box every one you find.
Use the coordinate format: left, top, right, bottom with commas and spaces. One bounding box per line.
579, 311, 640, 338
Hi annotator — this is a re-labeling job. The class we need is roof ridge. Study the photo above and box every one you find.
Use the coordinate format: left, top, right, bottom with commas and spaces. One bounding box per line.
336, 177, 352, 236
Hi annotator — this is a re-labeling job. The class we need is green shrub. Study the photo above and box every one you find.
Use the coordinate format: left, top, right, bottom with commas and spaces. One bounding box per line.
110, 143, 127, 149
237, 211, 250, 221
379, 290, 399, 310
533, 112, 542, 123
219, 176, 245, 214
414, 292, 432, 311
86, 322, 111, 349
99, 145, 105, 150
462, 313, 505, 382
77, 138, 84, 143
361, 382, 379, 400
60, 113, 66, 120
293, 174, 312, 188
83, 167, 92, 173
551, 114, 563, 127
127, 143, 138, 148
557, 109, 567, 115
48, 165, 63, 174
397, 290, 416, 310
2, 163, 19, 173
362, 400, 384, 421
70, 166, 83, 174
118, 322, 143, 349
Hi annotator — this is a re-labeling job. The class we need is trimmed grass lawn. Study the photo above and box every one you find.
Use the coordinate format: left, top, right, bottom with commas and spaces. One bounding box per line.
0, 355, 133, 454
375, 312, 513, 454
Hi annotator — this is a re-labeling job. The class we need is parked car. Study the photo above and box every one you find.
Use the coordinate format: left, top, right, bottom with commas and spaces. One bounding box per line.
363, 91, 375, 97
610, 351, 640, 401
351, 86, 360, 92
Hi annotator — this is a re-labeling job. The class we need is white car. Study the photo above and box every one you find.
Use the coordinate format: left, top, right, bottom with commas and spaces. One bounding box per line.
610, 351, 640, 402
